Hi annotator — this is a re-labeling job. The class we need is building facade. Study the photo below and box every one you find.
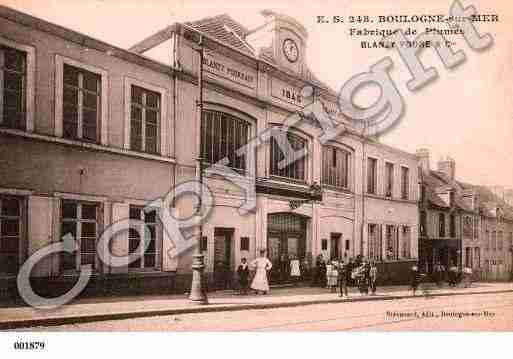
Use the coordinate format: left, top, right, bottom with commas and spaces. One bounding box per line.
0, 6, 419, 299
418, 149, 513, 280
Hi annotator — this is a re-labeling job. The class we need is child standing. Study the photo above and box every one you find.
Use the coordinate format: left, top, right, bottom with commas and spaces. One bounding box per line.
326, 260, 338, 292
237, 258, 250, 295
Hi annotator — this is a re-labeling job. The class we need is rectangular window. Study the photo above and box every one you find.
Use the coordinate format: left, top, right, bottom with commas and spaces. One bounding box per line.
401, 226, 411, 259
240, 237, 249, 251
322, 146, 349, 188
60, 200, 99, 271
367, 157, 377, 194
465, 247, 473, 268
130, 85, 160, 154
385, 162, 393, 197
270, 129, 306, 181
485, 230, 490, 250
385, 225, 398, 260
473, 217, 479, 239
0, 195, 22, 274
201, 110, 249, 172
420, 211, 427, 236
0, 45, 26, 130
498, 231, 503, 251
463, 216, 473, 238
368, 223, 382, 261
321, 239, 328, 251
401, 166, 409, 200
474, 247, 480, 268
492, 230, 497, 251
200, 236, 208, 252
439, 213, 446, 238
450, 214, 456, 238
63, 64, 101, 142
129, 206, 158, 269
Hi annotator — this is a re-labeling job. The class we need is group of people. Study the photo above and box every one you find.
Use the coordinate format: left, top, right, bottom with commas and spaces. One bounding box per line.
312, 254, 379, 297
339, 257, 379, 297
236, 251, 476, 298
433, 262, 473, 288
235, 251, 383, 297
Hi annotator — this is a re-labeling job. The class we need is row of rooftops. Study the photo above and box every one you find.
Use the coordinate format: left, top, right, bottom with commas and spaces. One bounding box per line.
0, 5, 336, 96
417, 149, 513, 221
0, 4, 422, 161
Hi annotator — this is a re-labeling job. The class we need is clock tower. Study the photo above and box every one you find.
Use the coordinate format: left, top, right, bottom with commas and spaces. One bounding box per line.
246, 10, 308, 76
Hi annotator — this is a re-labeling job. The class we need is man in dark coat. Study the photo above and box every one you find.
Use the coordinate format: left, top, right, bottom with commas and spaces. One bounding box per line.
338, 260, 349, 297
411, 264, 421, 296
346, 257, 355, 287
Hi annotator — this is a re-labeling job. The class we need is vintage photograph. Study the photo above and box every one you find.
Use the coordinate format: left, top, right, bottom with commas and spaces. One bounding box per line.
0, 0, 512, 342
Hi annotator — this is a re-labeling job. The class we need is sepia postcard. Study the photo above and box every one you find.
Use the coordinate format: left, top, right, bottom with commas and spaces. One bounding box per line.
0, 0, 512, 356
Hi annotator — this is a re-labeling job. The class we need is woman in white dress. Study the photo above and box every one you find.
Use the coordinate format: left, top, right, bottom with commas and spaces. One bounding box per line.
290, 254, 301, 286
250, 250, 273, 294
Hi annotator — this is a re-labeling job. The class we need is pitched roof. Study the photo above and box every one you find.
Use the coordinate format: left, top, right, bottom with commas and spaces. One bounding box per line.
423, 169, 513, 220
185, 14, 254, 55
186, 14, 336, 95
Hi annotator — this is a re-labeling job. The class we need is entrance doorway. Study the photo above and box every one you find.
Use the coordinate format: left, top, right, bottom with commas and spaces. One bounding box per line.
267, 213, 307, 284
330, 233, 342, 260
213, 228, 233, 290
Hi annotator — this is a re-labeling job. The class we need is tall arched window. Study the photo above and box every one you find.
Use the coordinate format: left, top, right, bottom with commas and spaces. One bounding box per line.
269, 130, 306, 181
201, 110, 250, 172
322, 146, 350, 189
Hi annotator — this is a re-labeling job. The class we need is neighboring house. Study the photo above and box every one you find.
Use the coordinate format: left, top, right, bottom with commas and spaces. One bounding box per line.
417, 149, 513, 281
0, 6, 420, 300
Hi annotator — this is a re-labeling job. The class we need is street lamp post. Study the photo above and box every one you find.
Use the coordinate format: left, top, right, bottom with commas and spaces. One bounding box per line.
189, 34, 208, 304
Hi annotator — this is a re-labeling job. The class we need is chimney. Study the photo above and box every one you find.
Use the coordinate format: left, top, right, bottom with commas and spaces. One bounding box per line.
416, 148, 430, 173
437, 156, 455, 181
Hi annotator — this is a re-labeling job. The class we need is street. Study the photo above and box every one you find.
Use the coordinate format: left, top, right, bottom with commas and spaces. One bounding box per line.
24, 292, 513, 331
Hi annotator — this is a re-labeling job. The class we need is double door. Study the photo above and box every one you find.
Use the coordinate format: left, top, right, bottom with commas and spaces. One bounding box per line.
268, 232, 304, 283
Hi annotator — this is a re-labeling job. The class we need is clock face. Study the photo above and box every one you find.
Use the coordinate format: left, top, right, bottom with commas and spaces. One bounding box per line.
283, 38, 299, 63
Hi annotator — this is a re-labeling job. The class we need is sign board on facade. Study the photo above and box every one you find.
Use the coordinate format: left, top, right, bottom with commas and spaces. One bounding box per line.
271, 78, 313, 107
203, 52, 256, 89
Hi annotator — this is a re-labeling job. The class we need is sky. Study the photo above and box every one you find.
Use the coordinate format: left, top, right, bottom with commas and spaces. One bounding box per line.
2, 0, 512, 188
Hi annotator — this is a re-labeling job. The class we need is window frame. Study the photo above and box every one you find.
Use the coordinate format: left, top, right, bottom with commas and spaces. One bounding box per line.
449, 214, 456, 238
400, 165, 409, 200
367, 223, 382, 261
384, 161, 394, 198
0, 36, 35, 132
124, 77, 168, 156
366, 157, 378, 195
60, 199, 101, 272
439, 213, 446, 238
62, 63, 102, 142
201, 109, 251, 173
321, 145, 351, 189
401, 225, 412, 259
385, 224, 398, 260
269, 126, 309, 183
128, 204, 160, 271
0, 194, 24, 276
55, 55, 108, 145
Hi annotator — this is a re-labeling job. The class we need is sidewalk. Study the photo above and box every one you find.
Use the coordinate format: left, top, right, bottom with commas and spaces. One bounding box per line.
1, 282, 513, 330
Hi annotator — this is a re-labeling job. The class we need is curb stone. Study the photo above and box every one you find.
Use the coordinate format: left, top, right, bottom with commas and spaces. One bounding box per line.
1, 288, 512, 330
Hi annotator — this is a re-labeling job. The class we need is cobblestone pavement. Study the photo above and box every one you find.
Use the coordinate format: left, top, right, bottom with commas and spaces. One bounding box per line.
23, 291, 513, 331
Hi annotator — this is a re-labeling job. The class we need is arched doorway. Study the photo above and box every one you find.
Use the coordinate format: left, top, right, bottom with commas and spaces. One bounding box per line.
267, 213, 307, 284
